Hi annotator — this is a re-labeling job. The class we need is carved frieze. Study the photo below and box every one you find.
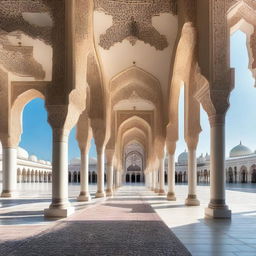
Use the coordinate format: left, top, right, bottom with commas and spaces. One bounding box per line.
94, 0, 177, 50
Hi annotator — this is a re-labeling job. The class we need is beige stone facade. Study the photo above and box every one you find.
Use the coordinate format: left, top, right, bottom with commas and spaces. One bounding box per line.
0, 0, 255, 219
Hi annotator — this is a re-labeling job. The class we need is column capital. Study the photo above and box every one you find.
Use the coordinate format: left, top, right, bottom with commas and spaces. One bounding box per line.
166, 141, 176, 155
53, 128, 69, 143
185, 136, 198, 150
209, 114, 226, 128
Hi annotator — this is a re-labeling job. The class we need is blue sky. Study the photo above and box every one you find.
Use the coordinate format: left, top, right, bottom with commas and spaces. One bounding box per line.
19, 30, 256, 162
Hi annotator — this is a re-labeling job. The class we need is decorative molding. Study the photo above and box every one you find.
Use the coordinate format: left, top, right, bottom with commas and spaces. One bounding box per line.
94, 0, 177, 50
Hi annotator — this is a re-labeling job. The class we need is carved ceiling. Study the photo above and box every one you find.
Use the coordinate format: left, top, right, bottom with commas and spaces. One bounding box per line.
94, 0, 177, 50
0, 0, 52, 44
0, 32, 45, 79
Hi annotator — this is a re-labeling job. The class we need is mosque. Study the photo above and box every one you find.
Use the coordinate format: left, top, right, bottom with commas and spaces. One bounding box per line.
1, 0, 256, 255
68, 142, 256, 186
0, 143, 52, 183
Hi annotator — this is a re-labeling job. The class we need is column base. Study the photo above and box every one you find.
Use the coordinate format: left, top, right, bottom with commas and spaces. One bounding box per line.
44, 206, 74, 218
185, 195, 200, 206
106, 189, 113, 197
77, 192, 91, 202
158, 189, 166, 196
167, 192, 176, 201
95, 191, 106, 198
154, 188, 159, 193
1, 190, 14, 198
205, 202, 231, 219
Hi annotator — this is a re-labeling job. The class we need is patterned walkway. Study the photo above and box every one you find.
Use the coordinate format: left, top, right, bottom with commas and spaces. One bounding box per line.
0, 187, 191, 256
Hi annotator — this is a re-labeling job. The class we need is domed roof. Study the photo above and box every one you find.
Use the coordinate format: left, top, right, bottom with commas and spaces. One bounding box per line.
38, 159, 46, 164
230, 142, 253, 158
89, 157, 97, 165
29, 155, 38, 162
178, 150, 188, 165
197, 153, 205, 164
70, 157, 81, 165
17, 147, 29, 159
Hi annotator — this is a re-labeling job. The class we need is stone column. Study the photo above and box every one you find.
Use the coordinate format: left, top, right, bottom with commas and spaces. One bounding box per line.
154, 170, 159, 193
158, 157, 166, 195
77, 150, 91, 201
166, 142, 176, 201
95, 148, 105, 198
205, 115, 231, 218
1, 147, 17, 197
151, 171, 155, 191
106, 150, 114, 197
44, 128, 74, 218
185, 138, 200, 206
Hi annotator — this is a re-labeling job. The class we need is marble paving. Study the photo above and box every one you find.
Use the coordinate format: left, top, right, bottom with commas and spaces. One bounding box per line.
0, 183, 256, 255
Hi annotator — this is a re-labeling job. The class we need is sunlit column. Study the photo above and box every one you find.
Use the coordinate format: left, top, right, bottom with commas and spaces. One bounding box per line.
1, 148, 17, 197
95, 147, 106, 198
158, 157, 166, 195
185, 144, 200, 206
77, 150, 91, 201
106, 151, 114, 197
167, 152, 176, 201
205, 115, 231, 219
44, 128, 74, 218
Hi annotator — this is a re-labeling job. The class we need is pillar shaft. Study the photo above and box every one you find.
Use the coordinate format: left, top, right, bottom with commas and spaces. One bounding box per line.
205, 115, 231, 218
44, 129, 74, 218
1, 148, 17, 197
185, 147, 200, 206
95, 150, 105, 198
159, 158, 166, 195
167, 153, 176, 200
106, 162, 113, 196
77, 151, 91, 201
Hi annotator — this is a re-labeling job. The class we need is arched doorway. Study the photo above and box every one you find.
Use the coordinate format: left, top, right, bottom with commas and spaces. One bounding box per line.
131, 174, 135, 183
73, 172, 77, 183
68, 172, 71, 183
136, 174, 141, 183
228, 167, 233, 183
126, 174, 130, 183
92, 172, 97, 183
251, 169, 256, 183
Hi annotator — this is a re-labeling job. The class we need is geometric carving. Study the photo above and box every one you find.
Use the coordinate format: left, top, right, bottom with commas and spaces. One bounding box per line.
0, 0, 52, 44
95, 0, 177, 50
0, 36, 45, 79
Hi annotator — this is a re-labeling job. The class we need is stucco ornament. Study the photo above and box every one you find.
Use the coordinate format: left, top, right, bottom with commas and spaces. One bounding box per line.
0, 0, 52, 44
94, 0, 177, 50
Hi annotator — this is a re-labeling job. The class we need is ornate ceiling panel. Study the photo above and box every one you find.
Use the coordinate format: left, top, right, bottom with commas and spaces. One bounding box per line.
0, 0, 52, 44
94, 0, 177, 50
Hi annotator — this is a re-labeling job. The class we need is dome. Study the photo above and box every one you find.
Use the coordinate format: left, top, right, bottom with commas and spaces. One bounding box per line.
70, 157, 81, 165
29, 155, 38, 162
230, 142, 253, 158
178, 150, 188, 165
38, 160, 46, 164
17, 147, 29, 159
89, 157, 97, 165
205, 153, 210, 161
197, 153, 205, 164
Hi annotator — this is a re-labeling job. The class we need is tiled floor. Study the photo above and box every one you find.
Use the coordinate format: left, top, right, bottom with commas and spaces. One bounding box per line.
0, 183, 256, 256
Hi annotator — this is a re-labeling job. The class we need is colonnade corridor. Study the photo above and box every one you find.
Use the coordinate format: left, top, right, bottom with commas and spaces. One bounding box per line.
1, 183, 256, 255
